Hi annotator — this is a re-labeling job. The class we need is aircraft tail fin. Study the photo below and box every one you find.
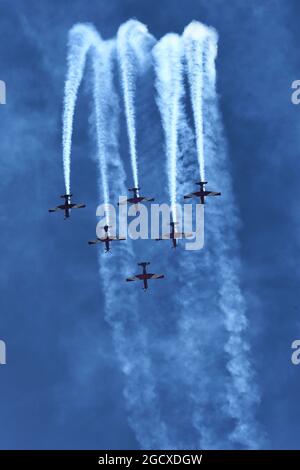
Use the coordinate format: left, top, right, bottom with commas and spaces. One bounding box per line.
128, 187, 140, 192
196, 181, 207, 188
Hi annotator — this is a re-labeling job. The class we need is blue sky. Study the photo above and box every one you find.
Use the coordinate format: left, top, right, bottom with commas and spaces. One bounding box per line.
0, 0, 300, 449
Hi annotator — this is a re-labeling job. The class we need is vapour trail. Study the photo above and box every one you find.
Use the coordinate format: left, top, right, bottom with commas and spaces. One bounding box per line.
91, 44, 111, 223
198, 22, 265, 448
62, 19, 265, 450
153, 34, 184, 221
62, 23, 101, 194
183, 22, 207, 182
169, 21, 264, 449
117, 20, 153, 189
175, 114, 229, 450
91, 40, 171, 449
152, 30, 223, 449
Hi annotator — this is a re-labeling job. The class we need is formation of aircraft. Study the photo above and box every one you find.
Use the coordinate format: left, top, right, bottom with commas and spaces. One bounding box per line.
156, 221, 193, 248
126, 262, 164, 291
48, 194, 85, 219
49, 182, 220, 290
184, 181, 221, 205
88, 225, 126, 253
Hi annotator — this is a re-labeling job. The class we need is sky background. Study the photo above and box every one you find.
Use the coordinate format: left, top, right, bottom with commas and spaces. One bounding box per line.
0, 0, 300, 449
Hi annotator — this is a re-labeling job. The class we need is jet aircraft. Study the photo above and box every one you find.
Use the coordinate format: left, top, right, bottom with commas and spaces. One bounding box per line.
49, 194, 86, 219
126, 262, 164, 291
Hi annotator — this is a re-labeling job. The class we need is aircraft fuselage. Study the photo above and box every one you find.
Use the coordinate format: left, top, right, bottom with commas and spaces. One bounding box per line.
128, 196, 148, 204
56, 203, 74, 218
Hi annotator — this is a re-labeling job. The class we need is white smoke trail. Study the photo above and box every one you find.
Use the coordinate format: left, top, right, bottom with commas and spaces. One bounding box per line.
183, 22, 207, 182
62, 23, 101, 194
117, 20, 154, 189
90, 40, 171, 449
153, 34, 184, 221
164, 21, 264, 449
152, 31, 223, 448
91, 45, 111, 223
175, 115, 229, 450
192, 22, 264, 448
62, 19, 264, 450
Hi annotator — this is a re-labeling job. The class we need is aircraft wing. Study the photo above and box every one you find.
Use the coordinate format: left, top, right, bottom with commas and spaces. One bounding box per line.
72, 203, 86, 208
48, 207, 60, 212
207, 191, 221, 196
88, 239, 100, 245
183, 192, 195, 199
174, 232, 193, 239
126, 276, 140, 282
109, 236, 126, 241
150, 274, 164, 279
156, 234, 171, 240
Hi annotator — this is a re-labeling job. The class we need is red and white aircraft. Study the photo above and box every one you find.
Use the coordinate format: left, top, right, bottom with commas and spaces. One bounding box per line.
156, 221, 193, 248
118, 187, 154, 211
49, 194, 85, 219
126, 262, 164, 291
88, 225, 126, 253
184, 181, 221, 205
